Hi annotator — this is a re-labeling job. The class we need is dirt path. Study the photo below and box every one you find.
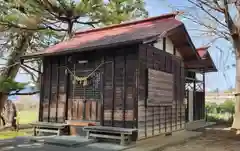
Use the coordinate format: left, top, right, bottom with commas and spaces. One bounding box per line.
163, 126, 240, 151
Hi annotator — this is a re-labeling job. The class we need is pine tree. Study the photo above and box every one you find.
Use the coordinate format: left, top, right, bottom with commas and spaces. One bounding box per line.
0, 0, 148, 125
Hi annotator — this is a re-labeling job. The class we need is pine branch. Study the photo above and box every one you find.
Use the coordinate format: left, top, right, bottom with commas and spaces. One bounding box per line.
75, 20, 100, 28
7, 91, 40, 96
0, 21, 68, 32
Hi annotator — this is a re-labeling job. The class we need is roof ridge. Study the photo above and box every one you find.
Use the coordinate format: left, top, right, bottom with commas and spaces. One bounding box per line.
74, 11, 181, 36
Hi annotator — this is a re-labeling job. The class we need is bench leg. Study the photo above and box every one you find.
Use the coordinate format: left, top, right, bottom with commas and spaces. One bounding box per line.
86, 131, 90, 139
57, 129, 61, 136
33, 127, 36, 136
127, 135, 131, 145
120, 134, 125, 146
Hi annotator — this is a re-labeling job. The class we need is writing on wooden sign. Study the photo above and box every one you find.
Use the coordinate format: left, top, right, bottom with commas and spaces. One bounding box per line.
147, 69, 173, 106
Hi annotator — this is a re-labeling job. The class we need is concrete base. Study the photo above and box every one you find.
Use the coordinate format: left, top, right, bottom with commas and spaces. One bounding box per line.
185, 120, 216, 130
124, 130, 202, 151
31, 135, 96, 147
0, 130, 203, 151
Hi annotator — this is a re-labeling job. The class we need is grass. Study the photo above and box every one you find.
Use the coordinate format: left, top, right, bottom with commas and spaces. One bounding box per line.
0, 129, 32, 139
18, 109, 38, 124
0, 109, 37, 140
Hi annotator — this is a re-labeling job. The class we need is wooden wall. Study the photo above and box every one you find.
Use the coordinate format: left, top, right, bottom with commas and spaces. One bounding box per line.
39, 45, 138, 128
102, 47, 137, 128
137, 44, 185, 139
41, 56, 68, 122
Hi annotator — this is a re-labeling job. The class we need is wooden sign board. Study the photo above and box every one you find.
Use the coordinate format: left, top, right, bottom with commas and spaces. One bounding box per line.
147, 69, 173, 106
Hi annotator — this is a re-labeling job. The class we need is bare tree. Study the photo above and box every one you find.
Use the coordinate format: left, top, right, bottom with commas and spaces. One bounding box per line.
171, 0, 240, 133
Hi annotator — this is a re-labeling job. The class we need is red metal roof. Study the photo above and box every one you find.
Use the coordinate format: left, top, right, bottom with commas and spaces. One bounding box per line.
197, 46, 210, 58
185, 46, 217, 72
22, 12, 184, 59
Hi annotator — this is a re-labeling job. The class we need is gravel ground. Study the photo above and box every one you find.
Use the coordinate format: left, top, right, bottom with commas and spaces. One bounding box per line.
163, 126, 240, 151
1, 125, 240, 151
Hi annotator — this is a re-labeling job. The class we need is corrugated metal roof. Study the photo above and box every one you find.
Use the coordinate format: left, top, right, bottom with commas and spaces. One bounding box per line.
22, 12, 183, 59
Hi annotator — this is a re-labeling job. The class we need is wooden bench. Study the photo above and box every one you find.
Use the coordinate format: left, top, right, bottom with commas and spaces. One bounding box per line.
30, 122, 68, 136
83, 126, 137, 146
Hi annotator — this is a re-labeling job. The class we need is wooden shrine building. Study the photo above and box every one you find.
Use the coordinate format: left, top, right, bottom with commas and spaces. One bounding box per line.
21, 12, 217, 140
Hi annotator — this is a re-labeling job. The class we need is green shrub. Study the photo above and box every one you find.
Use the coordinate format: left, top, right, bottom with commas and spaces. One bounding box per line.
219, 99, 235, 114
206, 114, 233, 125
205, 99, 235, 125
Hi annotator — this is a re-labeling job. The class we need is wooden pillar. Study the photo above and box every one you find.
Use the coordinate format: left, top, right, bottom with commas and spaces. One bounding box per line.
64, 56, 70, 121
123, 52, 127, 128
203, 69, 206, 120
38, 58, 45, 122
100, 56, 105, 126
193, 75, 196, 121
163, 37, 166, 51
173, 46, 176, 55
111, 54, 116, 127
144, 46, 148, 137
55, 59, 60, 122
47, 59, 52, 122
135, 50, 139, 129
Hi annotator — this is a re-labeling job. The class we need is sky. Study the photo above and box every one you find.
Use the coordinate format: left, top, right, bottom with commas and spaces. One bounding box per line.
14, 0, 236, 92
144, 0, 236, 91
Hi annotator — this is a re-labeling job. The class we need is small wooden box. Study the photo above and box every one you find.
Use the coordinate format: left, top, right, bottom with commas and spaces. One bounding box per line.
66, 120, 96, 136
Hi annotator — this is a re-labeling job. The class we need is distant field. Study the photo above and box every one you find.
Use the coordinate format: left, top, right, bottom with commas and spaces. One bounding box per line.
18, 109, 38, 124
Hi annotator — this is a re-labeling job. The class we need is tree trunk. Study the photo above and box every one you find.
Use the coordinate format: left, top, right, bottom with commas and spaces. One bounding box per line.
0, 115, 5, 126
231, 37, 240, 133
0, 32, 33, 117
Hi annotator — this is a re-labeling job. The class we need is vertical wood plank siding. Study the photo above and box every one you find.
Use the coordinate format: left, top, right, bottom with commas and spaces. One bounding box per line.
39, 46, 138, 128
137, 44, 185, 140
39, 43, 185, 139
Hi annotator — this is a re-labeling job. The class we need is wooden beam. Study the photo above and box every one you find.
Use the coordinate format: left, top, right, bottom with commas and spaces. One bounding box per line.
135, 48, 139, 129
112, 54, 116, 127
193, 76, 196, 121
47, 59, 52, 122
144, 47, 147, 138
164, 106, 167, 132
203, 70, 206, 120
152, 107, 154, 135
38, 58, 45, 122
173, 46, 176, 55
163, 37, 166, 52
174, 42, 190, 48
55, 59, 60, 122
64, 56, 70, 121
185, 60, 210, 65
101, 56, 105, 126
123, 51, 127, 128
